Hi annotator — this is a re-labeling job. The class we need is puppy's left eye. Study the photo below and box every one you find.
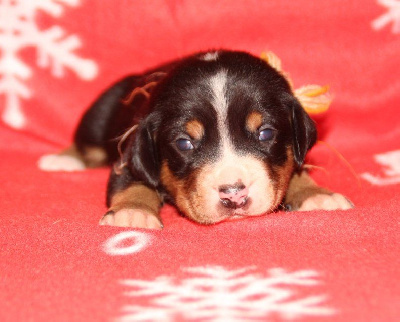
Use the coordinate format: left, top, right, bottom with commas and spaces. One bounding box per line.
258, 128, 275, 141
176, 138, 194, 151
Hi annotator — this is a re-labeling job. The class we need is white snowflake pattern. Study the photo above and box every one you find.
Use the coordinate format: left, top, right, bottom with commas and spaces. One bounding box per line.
118, 266, 336, 321
372, 0, 400, 33
361, 150, 400, 185
0, 0, 98, 129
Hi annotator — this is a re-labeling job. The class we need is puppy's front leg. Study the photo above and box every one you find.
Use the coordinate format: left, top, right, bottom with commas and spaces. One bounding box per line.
100, 183, 163, 229
284, 171, 353, 211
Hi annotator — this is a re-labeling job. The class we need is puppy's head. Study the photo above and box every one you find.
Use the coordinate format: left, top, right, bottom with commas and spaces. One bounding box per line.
129, 51, 316, 224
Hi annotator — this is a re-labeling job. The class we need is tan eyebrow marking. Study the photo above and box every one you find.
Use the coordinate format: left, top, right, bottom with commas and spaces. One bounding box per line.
246, 111, 263, 133
186, 119, 205, 140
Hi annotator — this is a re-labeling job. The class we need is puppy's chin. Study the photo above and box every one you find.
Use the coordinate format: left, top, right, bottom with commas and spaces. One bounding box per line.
183, 198, 281, 225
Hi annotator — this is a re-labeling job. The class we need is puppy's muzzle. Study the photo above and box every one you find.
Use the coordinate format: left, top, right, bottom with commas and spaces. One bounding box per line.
218, 182, 249, 209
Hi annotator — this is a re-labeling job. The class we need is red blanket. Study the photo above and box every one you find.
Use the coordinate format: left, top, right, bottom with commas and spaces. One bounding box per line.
1, 1, 399, 321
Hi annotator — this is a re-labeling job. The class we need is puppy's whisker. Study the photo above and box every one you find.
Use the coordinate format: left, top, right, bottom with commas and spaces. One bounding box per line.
316, 140, 362, 187
114, 124, 138, 175
303, 164, 330, 175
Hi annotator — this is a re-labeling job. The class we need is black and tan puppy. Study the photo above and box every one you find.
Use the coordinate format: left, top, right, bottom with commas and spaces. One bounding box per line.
39, 50, 353, 229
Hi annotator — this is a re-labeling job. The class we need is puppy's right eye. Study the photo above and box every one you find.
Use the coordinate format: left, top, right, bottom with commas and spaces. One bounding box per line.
176, 138, 194, 151
258, 128, 275, 142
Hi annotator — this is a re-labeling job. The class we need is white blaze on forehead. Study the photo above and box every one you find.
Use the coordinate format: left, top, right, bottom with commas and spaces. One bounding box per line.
209, 70, 228, 115
201, 51, 219, 61
209, 70, 232, 154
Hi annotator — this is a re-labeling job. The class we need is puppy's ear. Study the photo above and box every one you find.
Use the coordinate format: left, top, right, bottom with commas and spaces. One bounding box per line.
127, 115, 160, 188
288, 95, 317, 167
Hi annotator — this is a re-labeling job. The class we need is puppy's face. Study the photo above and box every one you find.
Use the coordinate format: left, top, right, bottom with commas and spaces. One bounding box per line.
130, 51, 316, 224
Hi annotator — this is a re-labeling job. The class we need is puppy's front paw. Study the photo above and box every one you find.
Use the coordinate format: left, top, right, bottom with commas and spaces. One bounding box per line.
298, 193, 354, 211
99, 209, 163, 229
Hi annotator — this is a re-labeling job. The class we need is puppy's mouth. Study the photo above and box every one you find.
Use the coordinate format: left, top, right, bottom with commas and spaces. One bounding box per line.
210, 201, 275, 224
214, 210, 269, 224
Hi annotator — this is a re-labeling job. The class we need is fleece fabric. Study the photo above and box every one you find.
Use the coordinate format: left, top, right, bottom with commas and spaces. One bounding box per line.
0, 1, 399, 321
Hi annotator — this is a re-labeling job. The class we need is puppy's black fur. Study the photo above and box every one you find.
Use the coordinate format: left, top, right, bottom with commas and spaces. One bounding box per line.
76, 52, 314, 180
62, 50, 351, 228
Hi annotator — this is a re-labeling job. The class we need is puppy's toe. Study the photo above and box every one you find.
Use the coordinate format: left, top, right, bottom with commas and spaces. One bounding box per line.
298, 193, 354, 211
99, 209, 163, 230
38, 154, 86, 172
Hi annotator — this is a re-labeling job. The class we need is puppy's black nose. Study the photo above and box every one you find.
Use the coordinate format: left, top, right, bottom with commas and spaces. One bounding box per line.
218, 183, 249, 209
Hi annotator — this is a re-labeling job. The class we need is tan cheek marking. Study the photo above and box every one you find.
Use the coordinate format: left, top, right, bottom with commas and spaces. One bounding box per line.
110, 184, 161, 217
246, 111, 263, 133
160, 161, 194, 216
160, 161, 214, 224
272, 148, 296, 206
186, 119, 204, 141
